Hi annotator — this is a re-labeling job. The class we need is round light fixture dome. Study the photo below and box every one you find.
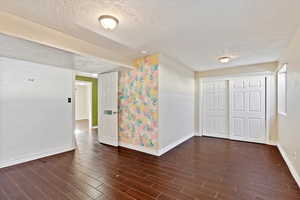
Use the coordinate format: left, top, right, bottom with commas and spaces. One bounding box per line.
218, 56, 232, 64
98, 15, 119, 31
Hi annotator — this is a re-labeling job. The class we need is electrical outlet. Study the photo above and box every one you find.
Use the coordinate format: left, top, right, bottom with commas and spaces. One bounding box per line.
293, 152, 297, 160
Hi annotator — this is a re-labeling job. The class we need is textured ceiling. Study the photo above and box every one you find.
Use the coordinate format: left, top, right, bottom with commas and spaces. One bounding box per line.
1, 0, 300, 71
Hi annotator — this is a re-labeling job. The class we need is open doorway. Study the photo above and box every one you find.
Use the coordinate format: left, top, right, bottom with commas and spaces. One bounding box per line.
75, 80, 92, 133
74, 72, 119, 147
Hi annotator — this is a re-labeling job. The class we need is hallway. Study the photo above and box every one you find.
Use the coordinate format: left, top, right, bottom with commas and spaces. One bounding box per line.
0, 124, 299, 200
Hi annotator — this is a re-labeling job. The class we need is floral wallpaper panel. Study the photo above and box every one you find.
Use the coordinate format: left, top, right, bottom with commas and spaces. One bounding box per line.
119, 54, 159, 149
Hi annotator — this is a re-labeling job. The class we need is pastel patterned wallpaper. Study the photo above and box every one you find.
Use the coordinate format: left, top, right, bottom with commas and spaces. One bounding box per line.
119, 55, 159, 149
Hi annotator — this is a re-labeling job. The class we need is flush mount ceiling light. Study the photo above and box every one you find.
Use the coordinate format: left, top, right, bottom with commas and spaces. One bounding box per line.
218, 56, 232, 64
98, 15, 119, 31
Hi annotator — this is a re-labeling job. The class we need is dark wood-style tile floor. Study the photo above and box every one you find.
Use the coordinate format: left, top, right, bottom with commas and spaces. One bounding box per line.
0, 120, 299, 200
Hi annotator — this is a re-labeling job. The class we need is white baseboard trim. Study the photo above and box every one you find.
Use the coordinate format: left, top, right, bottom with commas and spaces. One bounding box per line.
194, 132, 202, 136
277, 144, 300, 188
268, 141, 277, 146
0, 145, 75, 169
119, 142, 159, 156
158, 133, 194, 156
202, 134, 230, 139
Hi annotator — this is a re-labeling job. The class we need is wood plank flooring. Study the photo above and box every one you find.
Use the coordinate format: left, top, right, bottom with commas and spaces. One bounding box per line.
0, 120, 299, 200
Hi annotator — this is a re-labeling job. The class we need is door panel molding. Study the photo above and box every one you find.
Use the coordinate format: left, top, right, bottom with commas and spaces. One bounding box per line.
202, 80, 229, 138
229, 77, 266, 143
200, 74, 272, 144
98, 72, 119, 146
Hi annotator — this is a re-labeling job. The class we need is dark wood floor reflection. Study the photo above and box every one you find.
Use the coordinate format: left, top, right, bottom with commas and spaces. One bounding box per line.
0, 121, 299, 200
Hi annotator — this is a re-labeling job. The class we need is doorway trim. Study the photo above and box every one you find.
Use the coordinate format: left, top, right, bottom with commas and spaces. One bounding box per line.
75, 80, 93, 129
198, 71, 275, 145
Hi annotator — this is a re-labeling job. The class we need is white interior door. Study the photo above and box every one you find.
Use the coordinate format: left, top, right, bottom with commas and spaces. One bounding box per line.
98, 72, 118, 146
202, 80, 229, 138
229, 77, 266, 143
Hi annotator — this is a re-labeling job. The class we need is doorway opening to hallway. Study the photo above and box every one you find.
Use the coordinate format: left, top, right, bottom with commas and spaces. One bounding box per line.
75, 80, 92, 133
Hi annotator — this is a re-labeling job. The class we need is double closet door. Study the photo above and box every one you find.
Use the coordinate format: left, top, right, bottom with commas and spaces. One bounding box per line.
202, 76, 266, 144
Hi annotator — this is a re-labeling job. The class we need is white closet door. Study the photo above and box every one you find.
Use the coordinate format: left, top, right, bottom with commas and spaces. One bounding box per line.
229, 77, 266, 143
202, 80, 229, 138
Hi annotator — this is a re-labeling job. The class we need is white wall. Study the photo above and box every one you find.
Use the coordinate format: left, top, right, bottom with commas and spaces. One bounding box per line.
0, 57, 75, 168
0, 33, 74, 69
277, 25, 300, 186
75, 84, 89, 120
0, 33, 129, 75
159, 56, 195, 150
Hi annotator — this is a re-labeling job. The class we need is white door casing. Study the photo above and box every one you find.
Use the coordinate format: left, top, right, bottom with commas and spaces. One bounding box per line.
202, 80, 229, 138
229, 77, 266, 143
98, 72, 119, 146
75, 81, 92, 129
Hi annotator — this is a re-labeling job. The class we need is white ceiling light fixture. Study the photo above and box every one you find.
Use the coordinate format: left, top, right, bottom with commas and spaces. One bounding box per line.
98, 15, 119, 31
218, 56, 232, 64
